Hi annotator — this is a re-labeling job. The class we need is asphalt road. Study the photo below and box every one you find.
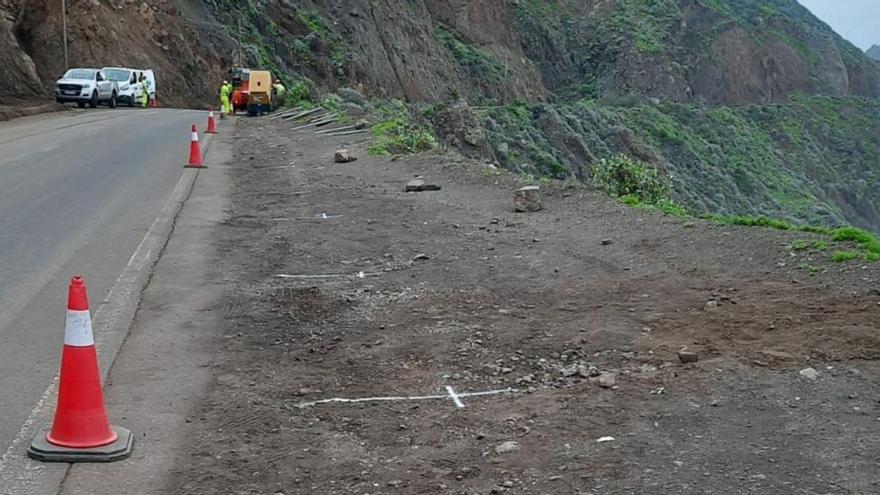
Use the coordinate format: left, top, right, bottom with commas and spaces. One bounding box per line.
0, 108, 206, 455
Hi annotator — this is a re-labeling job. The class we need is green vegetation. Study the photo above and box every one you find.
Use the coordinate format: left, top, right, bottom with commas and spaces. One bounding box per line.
603, 0, 682, 53
831, 227, 880, 256
297, 10, 348, 78
792, 240, 828, 252
592, 155, 668, 204
207, 2, 349, 88
831, 250, 861, 263
481, 167, 504, 177
700, 214, 880, 262
369, 116, 437, 156
483, 96, 880, 234
435, 28, 505, 82
285, 79, 312, 106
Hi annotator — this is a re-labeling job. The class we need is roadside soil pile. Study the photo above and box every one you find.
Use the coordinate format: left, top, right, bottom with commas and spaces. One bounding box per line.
164, 118, 880, 494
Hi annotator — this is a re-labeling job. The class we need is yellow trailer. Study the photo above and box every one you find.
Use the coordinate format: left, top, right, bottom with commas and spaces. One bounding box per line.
246, 70, 273, 116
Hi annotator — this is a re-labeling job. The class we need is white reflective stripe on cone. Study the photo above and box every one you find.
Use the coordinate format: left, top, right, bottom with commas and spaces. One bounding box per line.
209, 112, 214, 118
191, 132, 199, 142
64, 310, 95, 347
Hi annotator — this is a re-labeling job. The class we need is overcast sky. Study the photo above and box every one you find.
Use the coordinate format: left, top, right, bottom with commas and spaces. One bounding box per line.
798, 0, 879, 50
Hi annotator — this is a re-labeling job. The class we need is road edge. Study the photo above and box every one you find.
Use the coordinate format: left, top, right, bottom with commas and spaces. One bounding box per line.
0, 127, 221, 495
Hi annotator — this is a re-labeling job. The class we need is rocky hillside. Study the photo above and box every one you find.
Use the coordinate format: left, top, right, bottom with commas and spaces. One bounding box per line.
207, 0, 880, 106
0, 0, 229, 106
479, 95, 880, 232
4, 0, 880, 106
868, 45, 880, 62
1, 0, 878, 232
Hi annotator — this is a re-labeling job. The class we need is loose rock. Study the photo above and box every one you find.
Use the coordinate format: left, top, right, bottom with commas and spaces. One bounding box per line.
495, 441, 520, 454
677, 350, 700, 364
513, 186, 543, 212
799, 367, 820, 381
334, 149, 357, 163
405, 179, 441, 192
598, 372, 616, 388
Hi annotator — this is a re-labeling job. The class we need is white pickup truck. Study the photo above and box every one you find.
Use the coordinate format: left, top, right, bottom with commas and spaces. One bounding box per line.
54, 68, 119, 109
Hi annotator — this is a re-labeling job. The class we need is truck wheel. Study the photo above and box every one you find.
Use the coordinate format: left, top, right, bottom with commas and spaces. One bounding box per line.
77, 102, 86, 108
128, 94, 134, 107
89, 91, 98, 108
109, 92, 117, 109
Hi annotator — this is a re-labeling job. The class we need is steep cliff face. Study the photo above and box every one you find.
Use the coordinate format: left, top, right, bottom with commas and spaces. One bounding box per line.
215, 0, 880, 106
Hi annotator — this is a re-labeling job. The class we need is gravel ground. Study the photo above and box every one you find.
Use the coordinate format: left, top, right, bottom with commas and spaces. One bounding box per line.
167, 117, 880, 495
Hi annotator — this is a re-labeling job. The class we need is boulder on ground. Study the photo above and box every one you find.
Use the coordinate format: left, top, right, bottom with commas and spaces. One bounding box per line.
514, 186, 543, 212
334, 149, 357, 163
405, 179, 441, 192
677, 350, 700, 363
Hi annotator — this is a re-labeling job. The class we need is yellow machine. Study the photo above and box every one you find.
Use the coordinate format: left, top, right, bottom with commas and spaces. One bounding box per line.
246, 70, 273, 116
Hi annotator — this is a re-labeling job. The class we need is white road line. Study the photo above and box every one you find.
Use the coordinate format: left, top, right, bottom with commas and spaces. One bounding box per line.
0, 132, 213, 495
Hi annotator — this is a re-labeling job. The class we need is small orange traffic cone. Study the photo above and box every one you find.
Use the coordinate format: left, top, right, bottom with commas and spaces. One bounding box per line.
185, 124, 205, 168
27, 276, 133, 462
150, 96, 158, 108
206, 107, 217, 134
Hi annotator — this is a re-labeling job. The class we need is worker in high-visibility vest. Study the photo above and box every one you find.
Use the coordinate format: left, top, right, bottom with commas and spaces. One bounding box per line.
272, 79, 286, 110
139, 76, 149, 108
219, 80, 232, 115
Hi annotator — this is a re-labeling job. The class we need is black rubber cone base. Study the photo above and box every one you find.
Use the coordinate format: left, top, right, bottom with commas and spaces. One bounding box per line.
184, 164, 207, 169
27, 426, 133, 463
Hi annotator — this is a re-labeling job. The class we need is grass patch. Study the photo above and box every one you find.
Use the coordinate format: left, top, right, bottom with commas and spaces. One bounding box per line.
701, 214, 880, 263
831, 250, 861, 263
368, 117, 437, 156
792, 239, 829, 253
831, 227, 880, 255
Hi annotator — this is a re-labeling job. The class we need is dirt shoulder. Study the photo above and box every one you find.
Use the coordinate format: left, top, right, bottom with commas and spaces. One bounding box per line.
167, 117, 880, 494
0, 100, 66, 122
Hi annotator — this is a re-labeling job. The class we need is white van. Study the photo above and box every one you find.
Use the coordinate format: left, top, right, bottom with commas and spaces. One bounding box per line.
102, 67, 139, 106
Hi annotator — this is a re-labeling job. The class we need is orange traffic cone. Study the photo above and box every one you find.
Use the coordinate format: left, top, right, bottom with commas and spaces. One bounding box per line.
150, 96, 158, 108
27, 276, 133, 462
206, 107, 217, 134
185, 124, 205, 168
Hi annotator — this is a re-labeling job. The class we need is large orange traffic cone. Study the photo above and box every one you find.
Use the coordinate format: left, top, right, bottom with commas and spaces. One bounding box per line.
206, 107, 217, 134
27, 276, 133, 462
185, 124, 205, 168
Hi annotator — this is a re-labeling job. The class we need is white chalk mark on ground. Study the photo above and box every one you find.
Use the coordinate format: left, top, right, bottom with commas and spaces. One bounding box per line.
275, 271, 382, 280
296, 387, 517, 409
446, 385, 465, 408
269, 213, 343, 222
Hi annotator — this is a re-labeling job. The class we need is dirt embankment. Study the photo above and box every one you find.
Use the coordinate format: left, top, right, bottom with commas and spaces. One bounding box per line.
165, 117, 880, 494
